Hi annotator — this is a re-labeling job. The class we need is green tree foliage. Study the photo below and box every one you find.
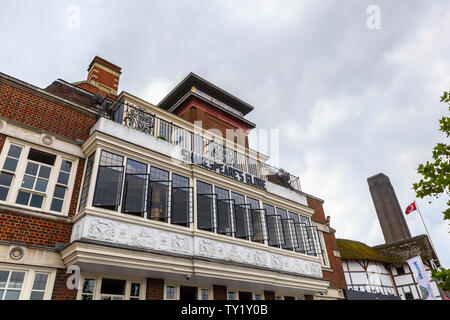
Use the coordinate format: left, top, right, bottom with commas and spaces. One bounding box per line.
412, 91, 450, 220
431, 267, 450, 292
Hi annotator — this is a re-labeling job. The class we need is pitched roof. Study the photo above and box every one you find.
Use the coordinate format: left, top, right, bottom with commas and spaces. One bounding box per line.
337, 239, 399, 264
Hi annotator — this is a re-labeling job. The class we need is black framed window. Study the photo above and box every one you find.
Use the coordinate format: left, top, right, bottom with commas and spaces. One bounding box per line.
122, 159, 148, 217
248, 197, 265, 243
171, 173, 192, 226
289, 212, 309, 254
232, 192, 252, 239
277, 208, 298, 250
148, 167, 170, 222
196, 181, 216, 231
215, 186, 233, 236
263, 203, 285, 247
92, 150, 124, 211
78, 152, 95, 212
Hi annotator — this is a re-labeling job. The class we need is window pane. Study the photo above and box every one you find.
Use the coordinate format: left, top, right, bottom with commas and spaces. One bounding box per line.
166, 286, 175, 299
99, 150, 123, 166
149, 181, 170, 220
50, 198, 63, 212
171, 187, 191, 225
130, 283, 140, 297
4, 290, 20, 300
0, 187, 8, 201
78, 153, 95, 212
53, 185, 66, 199
8, 145, 22, 158
126, 159, 147, 174
30, 194, 44, 208
0, 172, 13, 187
3, 158, 18, 172
57, 172, 70, 185
32, 273, 48, 290
150, 166, 169, 181
82, 294, 93, 300
100, 278, 125, 295
16, 191, 31, 205
82, 279, 95, 294
122, 173, 148, 215
38, 166, 51, 179
21, 176, 35, 189
27, 149, 56, 166
61, 160, 72, 173
92, 166, 124, 208
35, 179, 48, 192
30, 291, 44, 300
0, 271, 8, 288
9, 272, 25, 288
25, 162, 39, 175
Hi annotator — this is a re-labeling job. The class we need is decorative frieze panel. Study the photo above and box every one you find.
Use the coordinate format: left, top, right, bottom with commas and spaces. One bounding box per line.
71, 215, 322, 278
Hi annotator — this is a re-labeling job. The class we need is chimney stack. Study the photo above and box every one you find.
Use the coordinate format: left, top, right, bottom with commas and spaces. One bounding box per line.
367, 173, 412, 243
74, 56, 121, 97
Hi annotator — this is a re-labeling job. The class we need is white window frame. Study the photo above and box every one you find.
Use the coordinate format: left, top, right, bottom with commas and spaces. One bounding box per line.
0, 263, 56, 300
318, 231, 330, 267
0, 138, 78, 216
76, 274, 146, 300
164, 283, 179, 300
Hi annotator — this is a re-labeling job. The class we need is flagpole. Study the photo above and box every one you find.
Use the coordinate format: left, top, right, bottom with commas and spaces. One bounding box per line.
414, 200, 441, 268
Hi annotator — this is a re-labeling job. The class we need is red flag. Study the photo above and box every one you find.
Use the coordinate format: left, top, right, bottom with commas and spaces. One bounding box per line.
405, 202, 417, 215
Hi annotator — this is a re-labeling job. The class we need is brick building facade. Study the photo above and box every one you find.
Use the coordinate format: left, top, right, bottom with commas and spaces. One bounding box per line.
0, 56, 346, 300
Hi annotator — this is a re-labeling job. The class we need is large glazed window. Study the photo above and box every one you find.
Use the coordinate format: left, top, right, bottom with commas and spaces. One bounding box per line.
263, 203, 285, 247
122, 159, 148, 217
92, 150, 124, 211
148, 167, 170, 222
171, 173, 192, 226
196, 181, 216, 231
232, 192, 252, 239
215, 186, 233, 236
247, 197, 265, 243
78, 152, 95, 212
278, 208, 298, 250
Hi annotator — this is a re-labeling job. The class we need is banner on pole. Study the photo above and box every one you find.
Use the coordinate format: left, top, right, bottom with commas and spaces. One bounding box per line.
407, 256, 435, 300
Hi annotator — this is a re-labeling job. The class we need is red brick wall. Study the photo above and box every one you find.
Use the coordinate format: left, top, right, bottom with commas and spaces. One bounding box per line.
213, 285, 227, 300
307, 196, 347, 290
51, 268, 77, 300
146, 278, 164, 300
0, 82, 97, 142
0, 211, 72, 248
264, 291, 275, 300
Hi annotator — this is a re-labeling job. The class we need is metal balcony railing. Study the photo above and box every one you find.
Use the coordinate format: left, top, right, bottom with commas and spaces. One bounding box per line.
100, 98, 302, 192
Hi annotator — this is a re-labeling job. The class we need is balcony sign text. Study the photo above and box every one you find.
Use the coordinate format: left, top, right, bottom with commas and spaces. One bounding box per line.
182, 150, 267, 190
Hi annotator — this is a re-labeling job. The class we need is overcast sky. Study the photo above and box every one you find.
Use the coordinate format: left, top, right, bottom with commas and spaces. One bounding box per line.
1, 0, 448, 267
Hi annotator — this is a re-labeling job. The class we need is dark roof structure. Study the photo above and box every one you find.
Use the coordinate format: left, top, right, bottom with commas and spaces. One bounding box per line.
157, 72, 255, 120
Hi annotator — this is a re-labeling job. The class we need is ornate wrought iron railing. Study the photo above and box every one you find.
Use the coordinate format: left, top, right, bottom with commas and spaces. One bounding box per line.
106, 99, 302, 192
